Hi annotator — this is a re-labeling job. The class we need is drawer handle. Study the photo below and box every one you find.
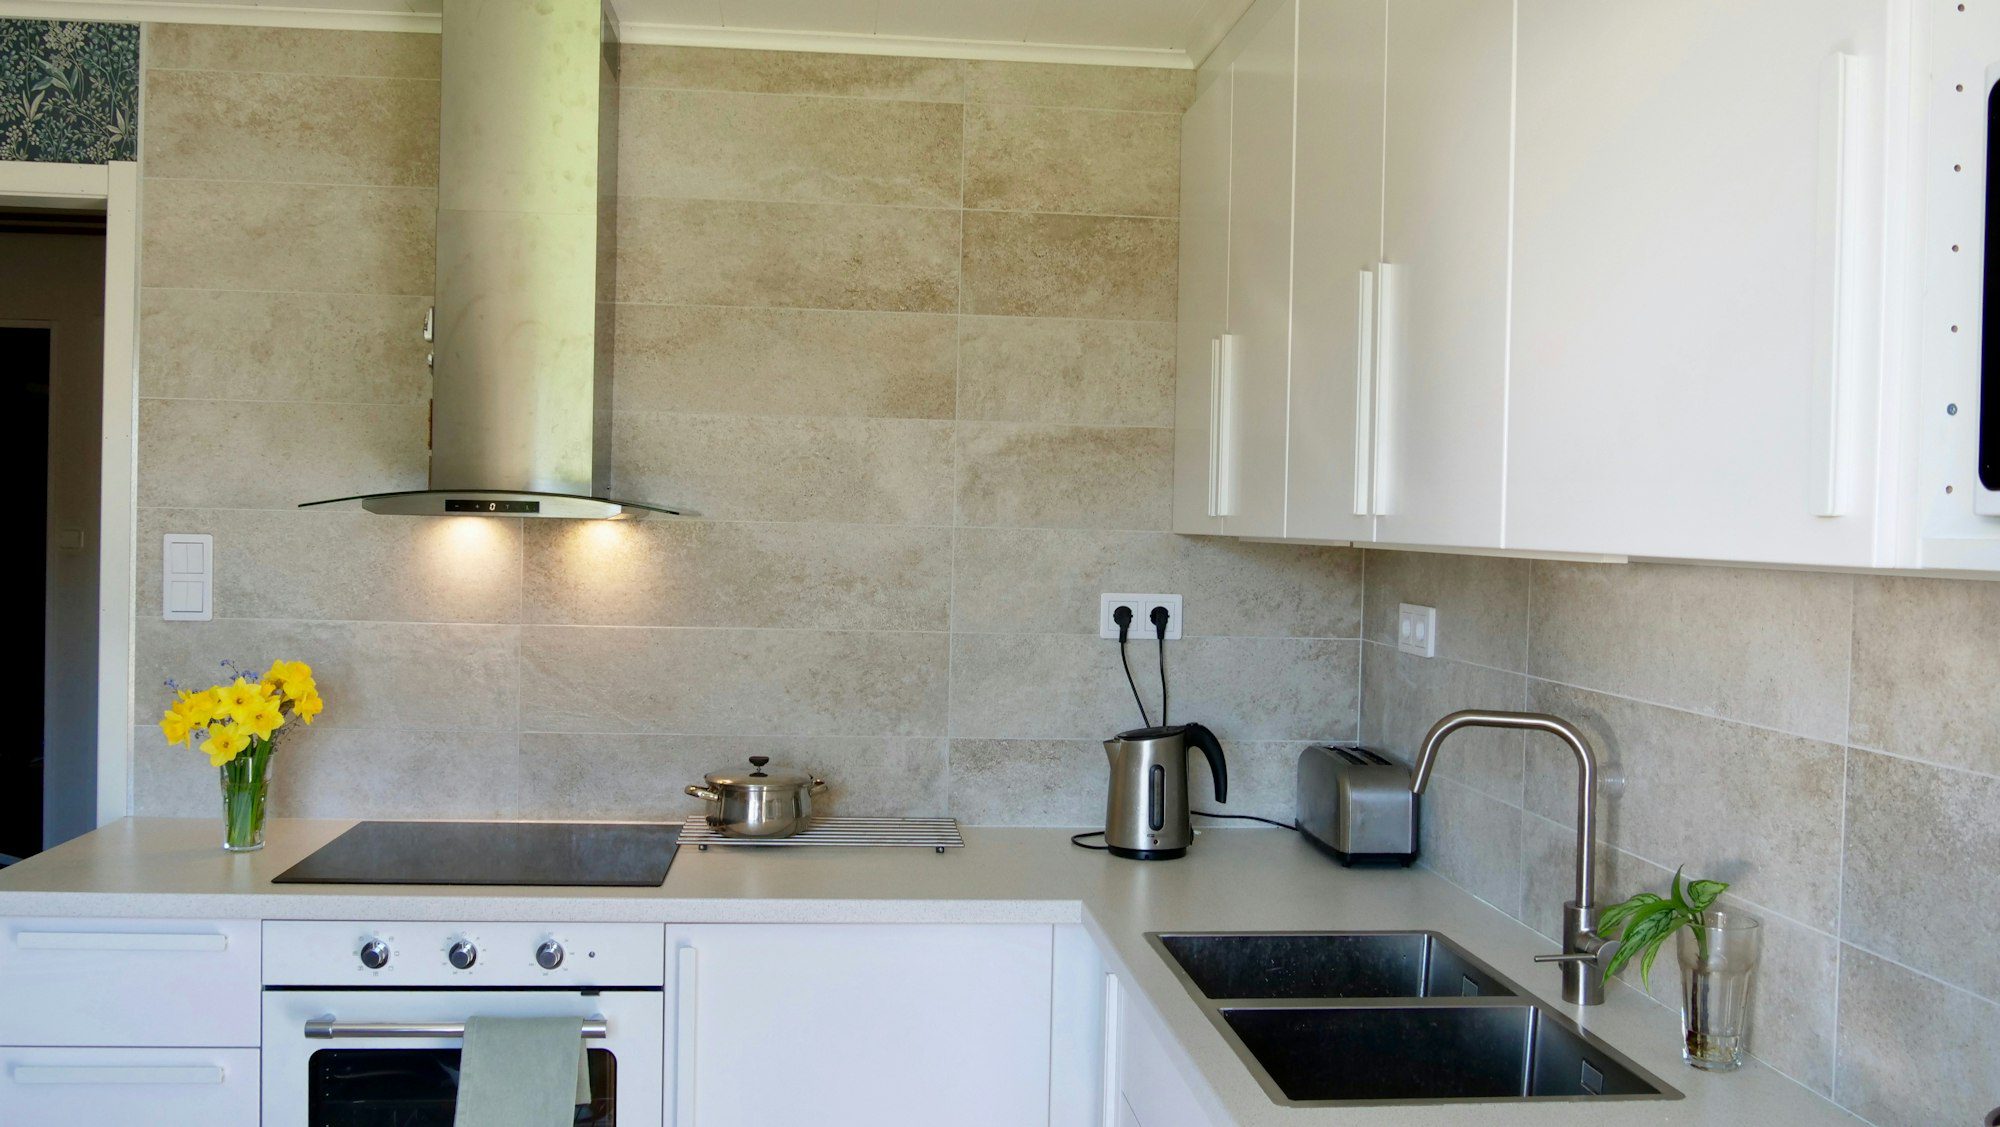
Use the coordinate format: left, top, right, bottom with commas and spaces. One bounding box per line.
15, 931, 227, 952
14, 1065, 225, 1085
304, 1018, 608, 1040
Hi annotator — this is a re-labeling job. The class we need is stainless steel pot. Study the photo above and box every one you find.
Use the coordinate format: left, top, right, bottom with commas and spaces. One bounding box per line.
684, 756, 827, 838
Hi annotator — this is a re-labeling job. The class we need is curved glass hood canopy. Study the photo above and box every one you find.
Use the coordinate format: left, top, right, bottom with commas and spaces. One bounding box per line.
302, 0, 683, 521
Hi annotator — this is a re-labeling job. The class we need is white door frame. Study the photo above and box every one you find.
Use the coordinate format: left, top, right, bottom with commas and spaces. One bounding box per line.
0, 160, 140, 828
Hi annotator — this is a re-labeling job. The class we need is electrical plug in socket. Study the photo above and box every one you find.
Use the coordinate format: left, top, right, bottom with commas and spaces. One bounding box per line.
1101, 594, 1183, 640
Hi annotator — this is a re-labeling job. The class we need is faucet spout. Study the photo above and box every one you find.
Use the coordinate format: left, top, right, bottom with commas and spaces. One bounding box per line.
1410, 709, 1607, 1004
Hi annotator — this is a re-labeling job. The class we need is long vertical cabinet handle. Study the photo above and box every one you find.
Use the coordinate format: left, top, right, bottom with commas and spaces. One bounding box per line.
1810, 52, 1863, 517
1370, 264, 1397, 516
672, 946, 697, 1126
1206, 336, 1224, 518
1098, 973, 1122, 1127
1207, 334, 1240, 519
1352, 269, 1378, 516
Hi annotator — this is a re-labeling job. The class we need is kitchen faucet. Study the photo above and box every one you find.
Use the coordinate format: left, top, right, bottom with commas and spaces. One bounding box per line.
1410, 709, 1612, 1005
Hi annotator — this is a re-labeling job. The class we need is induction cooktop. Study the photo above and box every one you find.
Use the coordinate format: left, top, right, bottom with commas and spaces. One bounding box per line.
272, 821, 682, 887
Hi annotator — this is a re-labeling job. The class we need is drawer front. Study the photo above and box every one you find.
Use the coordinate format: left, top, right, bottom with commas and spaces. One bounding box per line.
0, 1047, 258, 1123
0, 918, 260, 1046
1118, 990, 1215, 1127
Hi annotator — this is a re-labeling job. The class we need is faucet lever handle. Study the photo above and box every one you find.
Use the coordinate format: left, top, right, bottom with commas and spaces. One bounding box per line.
1533, 951, 1600, 964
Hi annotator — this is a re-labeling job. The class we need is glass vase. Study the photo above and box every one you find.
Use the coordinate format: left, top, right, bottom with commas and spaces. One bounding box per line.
1677, 910, 1762, 1071
218, 739, 273, 852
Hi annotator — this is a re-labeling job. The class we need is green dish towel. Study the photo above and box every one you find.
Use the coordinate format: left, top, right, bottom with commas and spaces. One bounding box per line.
452, 1015, 593, 1127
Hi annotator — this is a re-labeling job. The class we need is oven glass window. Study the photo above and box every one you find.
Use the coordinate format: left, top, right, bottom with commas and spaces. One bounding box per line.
307, 1047, 617, 1126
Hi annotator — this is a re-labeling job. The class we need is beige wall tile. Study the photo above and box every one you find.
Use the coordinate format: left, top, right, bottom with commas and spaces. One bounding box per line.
1850, 576, 2000, 775
951, 527, 1360, 638
1524, 683, 1845, 930
521, 734, 947, 820
618, 87, 961, 207
137, 508, 522, 625
1841, 750, 2000, 1000
141, 290, 431, 404
1362, 550, 1530, 672
274, 728, 524, 819
948, 739, 1105, 826
609, 304, 955, 419
1529, 562, 1852, 743
963, 60, 1191, 113
1193, 741, 1311, 827
615, 196, 959, 312
962, 211, 1177, 320
146, 24, 440, 79
136, 617, 520, 732
956, 422, 1172, 530
145, 70, 438, 187
143, 179, 435, 295
613, 412, 953, 525
617, 44, 964, 101
137, 399, 428, 510
949, 633, 1357, 743
1418, 776, 1525, 917
1361, 644, 1528, 801
964, 104, 1178, 217
1834, 947, 2000, 1127
956, 316, 1174, 427
519, 625, 948, 737
521, 519, 949, 631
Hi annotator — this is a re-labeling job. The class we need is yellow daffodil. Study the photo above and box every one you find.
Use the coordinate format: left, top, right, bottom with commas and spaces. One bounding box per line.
202, 725, 251, 767
218, 678, 271, 725
180, 687, 222, 728
291, 689, 324, 725
264, 659, 316, 700
160, 705, 192, 746
241, 697, 285, 741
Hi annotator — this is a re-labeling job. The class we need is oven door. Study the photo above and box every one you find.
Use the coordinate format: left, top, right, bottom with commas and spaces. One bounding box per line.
263, 988, 663, 1126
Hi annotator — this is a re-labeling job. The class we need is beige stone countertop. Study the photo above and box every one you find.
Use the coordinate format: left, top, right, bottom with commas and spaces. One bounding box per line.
0, 818, 1855, 1126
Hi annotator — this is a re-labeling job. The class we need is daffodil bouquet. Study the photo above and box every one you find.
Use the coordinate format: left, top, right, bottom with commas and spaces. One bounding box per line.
160, 659, 325, 851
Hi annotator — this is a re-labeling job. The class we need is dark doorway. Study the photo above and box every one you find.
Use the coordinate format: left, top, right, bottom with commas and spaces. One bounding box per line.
0, 326, 51, 864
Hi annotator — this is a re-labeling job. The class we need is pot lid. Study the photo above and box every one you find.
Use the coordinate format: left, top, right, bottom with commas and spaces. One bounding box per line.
704, 756, 814, 789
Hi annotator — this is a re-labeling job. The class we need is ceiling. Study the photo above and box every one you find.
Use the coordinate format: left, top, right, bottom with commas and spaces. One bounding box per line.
0, 0, 1258, 66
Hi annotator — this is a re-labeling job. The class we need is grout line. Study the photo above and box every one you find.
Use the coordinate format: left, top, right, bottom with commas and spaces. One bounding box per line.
144, 173, 435, 193
608, 298, 1175, 328
1838, 937, 2000, 1011
142, 284, 435, 299
145, 64, 439, 83
613, 188, 1179, 223
1830, 573, 1858, 1093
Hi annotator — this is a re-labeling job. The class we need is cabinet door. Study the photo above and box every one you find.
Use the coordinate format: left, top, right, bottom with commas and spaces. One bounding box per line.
0, 1047, 259, 1124
1508, 0, 1892, 565
1116, 984, 1216, 1127
1375, 0, 1515, 549
1221, 0, 1301, 538
0, 918, 260, 1047
1173, 71, 1232, 536
1286, 0, 1388, 541
665, 924, 1054, 1127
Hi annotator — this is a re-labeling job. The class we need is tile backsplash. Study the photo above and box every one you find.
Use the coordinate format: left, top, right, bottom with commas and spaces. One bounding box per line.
1357, 550, 2000, 1126
128, 25, 1362, 828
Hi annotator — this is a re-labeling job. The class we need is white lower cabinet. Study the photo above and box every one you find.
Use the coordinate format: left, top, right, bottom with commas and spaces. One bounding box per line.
664, 923, 1057, 1127
0, 917, 260, 1047
1108, 973, 1216, 1127
0, 1046, 259, 1123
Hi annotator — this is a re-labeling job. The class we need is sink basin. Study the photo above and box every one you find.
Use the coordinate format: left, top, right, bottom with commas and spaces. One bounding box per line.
1223, 1004, 1670, 1103
1145, 931, 1679, 1107
1154, 931, 1515, 1000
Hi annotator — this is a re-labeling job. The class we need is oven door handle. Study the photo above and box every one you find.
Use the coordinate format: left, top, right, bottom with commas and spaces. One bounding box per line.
303, 1017, 608, 1040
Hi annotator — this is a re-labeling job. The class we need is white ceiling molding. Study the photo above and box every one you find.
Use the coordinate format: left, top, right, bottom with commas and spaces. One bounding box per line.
0, 0, 440, 33
615, 21, 1190, 68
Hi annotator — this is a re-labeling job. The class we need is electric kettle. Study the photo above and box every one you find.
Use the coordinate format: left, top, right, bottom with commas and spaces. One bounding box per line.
1102, 723, 1228, 860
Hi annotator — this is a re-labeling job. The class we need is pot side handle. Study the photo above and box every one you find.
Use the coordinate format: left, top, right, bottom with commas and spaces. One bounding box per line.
684, 785, 721, 802
810, 776, 828, 795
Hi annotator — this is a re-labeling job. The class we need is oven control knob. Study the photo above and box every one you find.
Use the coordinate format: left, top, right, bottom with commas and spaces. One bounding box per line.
536, 940, 565, 970
359, 939, 390, 970
447, 940, 478, 970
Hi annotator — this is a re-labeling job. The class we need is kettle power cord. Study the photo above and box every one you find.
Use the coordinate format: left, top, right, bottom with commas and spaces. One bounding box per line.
1150, 604, 1171, 726
1113, 605, 1151, 729
1071, 813, 1298, 852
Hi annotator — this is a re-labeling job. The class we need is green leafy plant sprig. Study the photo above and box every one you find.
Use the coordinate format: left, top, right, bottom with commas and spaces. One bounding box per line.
1596, 867, 1729, 988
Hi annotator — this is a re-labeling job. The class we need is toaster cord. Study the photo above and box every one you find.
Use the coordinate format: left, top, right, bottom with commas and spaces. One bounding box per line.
1191, 810, 1300, 832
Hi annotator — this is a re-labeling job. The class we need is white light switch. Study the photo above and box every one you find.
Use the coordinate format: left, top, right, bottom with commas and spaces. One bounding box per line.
1398, 603, 1437, 658
162, 533, 213, 621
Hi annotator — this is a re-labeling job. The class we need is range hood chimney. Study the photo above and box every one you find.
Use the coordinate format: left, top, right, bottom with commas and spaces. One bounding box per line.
301, 0, 679, 520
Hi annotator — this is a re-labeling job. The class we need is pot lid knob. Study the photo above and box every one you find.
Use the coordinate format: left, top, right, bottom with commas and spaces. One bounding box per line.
748, 755, 769, 776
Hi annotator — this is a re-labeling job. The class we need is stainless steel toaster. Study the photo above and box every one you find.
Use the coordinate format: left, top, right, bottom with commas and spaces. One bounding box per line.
1296, 744, 1420, 866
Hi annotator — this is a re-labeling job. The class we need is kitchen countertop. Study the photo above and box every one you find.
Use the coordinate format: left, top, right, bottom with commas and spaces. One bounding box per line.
0, 818, 1856, 1126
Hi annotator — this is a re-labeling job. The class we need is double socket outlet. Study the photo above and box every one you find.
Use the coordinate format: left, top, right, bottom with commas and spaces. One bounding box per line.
1098, 594, 1184, 640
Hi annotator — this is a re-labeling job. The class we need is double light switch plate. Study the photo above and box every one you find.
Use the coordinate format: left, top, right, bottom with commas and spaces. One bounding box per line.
1398, 603, 1437, 658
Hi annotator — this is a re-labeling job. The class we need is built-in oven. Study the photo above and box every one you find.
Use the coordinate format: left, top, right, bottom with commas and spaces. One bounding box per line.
261, 921, 665, 1126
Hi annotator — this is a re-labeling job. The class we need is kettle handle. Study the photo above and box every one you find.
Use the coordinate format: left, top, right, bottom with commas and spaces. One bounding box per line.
1183, 723, 1228, 803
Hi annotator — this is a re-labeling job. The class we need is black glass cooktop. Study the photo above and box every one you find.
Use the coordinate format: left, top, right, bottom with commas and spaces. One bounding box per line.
272, 821, 681, 887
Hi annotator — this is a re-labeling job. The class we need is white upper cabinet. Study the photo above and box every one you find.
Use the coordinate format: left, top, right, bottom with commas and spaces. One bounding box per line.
1285, 0, 1387, 543
1508, 0, 1898, 565
1173, 69, 1232, 536
1372, 0, 1517, 550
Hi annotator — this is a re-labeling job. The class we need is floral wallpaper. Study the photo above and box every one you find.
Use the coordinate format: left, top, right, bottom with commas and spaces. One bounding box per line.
1, 19, 138, 164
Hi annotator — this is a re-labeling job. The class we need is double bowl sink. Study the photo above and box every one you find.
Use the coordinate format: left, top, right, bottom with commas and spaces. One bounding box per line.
1149, 931, 1680, 1107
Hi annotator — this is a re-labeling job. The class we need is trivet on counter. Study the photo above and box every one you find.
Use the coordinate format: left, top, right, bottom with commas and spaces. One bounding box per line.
680, 815, 963, 853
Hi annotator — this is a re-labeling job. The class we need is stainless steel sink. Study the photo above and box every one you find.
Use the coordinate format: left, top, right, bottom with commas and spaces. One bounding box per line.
1154, 931, 1516, 1000
1148, 932, 1679, 1107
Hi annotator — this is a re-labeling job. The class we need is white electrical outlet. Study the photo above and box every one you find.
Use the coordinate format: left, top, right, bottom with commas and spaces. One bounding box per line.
1099, 594, 1183, 640
1398, 603, 1437, 657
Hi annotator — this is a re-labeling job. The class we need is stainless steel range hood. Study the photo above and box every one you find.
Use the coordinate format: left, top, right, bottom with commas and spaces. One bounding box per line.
301, 0, 681, 520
